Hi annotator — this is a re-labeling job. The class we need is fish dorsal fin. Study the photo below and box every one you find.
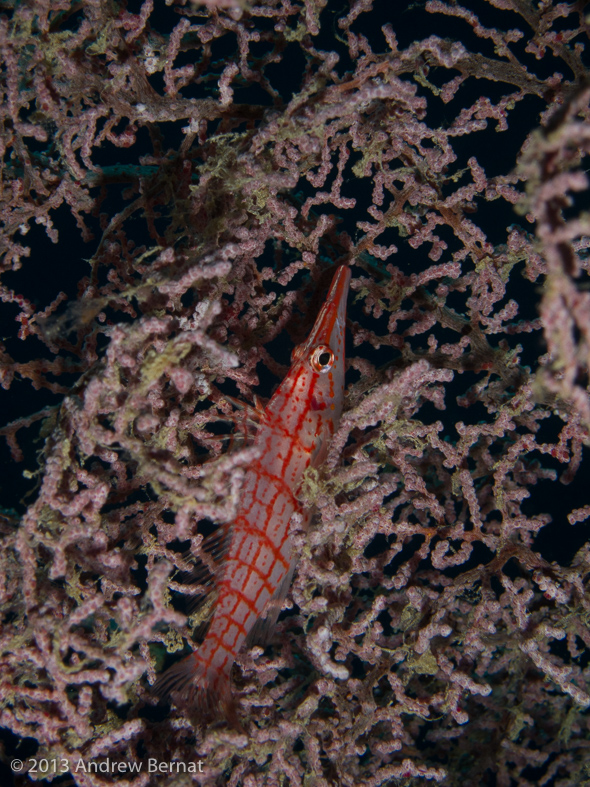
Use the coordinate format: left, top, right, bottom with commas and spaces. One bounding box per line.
173, 525, 232, 613
222, 394, 265, 426
205, 394, 266, 452
190, 616, 213, 644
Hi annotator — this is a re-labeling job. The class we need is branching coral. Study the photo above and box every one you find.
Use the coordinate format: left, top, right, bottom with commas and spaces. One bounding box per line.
1, 1, 590, 785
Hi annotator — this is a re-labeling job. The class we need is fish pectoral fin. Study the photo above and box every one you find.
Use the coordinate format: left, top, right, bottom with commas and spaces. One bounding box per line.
245, 560, 297, 648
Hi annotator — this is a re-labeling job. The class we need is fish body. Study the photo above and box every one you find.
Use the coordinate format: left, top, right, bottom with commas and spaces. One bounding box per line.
157, 265, 350, 712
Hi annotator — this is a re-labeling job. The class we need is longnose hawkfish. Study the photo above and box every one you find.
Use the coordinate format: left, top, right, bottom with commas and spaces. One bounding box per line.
155, 264, 351, 715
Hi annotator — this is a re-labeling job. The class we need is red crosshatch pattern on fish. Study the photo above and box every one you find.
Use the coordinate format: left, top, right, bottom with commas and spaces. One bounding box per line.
155, 265, 351, 715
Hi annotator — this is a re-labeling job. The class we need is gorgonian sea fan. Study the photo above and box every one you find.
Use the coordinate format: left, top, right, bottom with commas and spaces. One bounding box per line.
0, 1, 589, 785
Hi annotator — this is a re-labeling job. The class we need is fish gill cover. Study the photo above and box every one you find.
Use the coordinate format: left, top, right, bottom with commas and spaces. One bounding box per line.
0, 0, 589, 785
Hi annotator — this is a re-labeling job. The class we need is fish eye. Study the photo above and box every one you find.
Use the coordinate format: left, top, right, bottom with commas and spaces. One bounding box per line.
310, 344, 334, 373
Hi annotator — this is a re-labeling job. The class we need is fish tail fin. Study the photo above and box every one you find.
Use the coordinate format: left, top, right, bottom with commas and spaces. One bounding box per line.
152, 652, 236, 721
152, 652, 200, 708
